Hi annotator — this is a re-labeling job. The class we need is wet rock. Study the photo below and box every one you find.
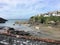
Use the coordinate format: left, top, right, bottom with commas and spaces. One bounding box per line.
8, 28, 15, 30
0, 26, 4, 29
15, 31, 31, 36
9, 30, 31, 36
0, 43, 5, 45
7, 28, 15, 33
0, 17, 7, 23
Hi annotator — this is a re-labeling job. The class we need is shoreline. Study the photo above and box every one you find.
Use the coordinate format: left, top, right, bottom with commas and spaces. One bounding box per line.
26, 23, 60, 41
0, 22, 60, 44
0, 32, 60, 44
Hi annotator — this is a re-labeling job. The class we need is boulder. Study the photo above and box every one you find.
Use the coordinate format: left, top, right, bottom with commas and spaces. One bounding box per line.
0, 17, 7, 23
8, 28, 15, 30
7, 27, 15, 33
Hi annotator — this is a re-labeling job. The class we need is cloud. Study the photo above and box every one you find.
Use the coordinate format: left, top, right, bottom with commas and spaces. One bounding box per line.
0, 0, 60, 19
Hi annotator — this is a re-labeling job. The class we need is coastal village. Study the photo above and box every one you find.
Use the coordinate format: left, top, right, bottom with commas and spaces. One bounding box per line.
0, 10, 60, 45
0, 11, 60, 45
29, 10, 60, 29
29, 10, 60, 24
0, 0, 60, 45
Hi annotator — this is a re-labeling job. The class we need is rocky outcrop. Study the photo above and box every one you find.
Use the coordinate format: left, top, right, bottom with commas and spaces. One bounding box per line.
0, 33, 60, 44
0, 17, 7, 23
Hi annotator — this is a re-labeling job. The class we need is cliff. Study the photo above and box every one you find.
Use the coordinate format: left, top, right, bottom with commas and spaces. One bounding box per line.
0, 17, 7, 23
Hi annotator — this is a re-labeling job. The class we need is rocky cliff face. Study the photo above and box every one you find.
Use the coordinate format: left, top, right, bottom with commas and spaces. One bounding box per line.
0, 17, 7, 23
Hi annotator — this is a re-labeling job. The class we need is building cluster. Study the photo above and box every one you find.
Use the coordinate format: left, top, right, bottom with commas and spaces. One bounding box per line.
39, 10, 60, 17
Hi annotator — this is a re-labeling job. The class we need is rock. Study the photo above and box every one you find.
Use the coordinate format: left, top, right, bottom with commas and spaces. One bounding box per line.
8, 28, 15, 30
35, 26, 40, 30
7, 27, 15, 33
0, 43, 5, 45
14, 31, 31, 36
0, 17, 7, 23
0, 26, 4, 29
9, 30, 31, 36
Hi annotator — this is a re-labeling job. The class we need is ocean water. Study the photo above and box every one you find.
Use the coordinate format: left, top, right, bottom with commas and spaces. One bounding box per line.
0, 19, 27, 26
0, 19, 26, 28
0, 19, 33, 31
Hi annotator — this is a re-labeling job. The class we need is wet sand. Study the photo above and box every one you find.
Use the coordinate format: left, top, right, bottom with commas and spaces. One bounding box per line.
28, 24, 60, 41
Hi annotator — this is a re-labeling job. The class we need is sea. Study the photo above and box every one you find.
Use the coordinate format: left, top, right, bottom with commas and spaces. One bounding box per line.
0, 19, 27, 26
0, 19, 33, 31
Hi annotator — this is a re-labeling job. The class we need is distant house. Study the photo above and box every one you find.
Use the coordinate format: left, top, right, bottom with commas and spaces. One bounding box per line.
43, 13, 50, 17
39, 10, 60, 17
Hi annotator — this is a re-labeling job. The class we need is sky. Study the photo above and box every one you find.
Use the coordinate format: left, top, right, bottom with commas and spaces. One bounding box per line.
0, 0, 60, 19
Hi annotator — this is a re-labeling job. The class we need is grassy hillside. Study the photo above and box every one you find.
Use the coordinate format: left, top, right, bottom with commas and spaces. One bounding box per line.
29, 15, 60, 25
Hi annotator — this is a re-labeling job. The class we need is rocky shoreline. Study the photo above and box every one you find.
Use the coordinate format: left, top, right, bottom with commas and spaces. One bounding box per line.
0, 26, 60, 45
0, 33, 60, 45
0, 34, 60, 45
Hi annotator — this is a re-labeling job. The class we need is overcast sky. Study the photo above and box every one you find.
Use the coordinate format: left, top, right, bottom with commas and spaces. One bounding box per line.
0, 0, 60, 19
